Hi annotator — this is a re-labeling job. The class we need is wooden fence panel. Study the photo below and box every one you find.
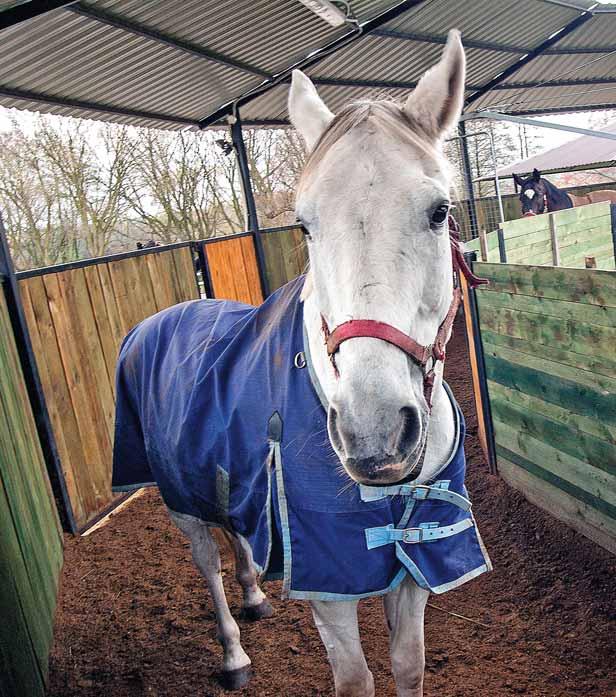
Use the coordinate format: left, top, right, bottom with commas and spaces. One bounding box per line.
204, 235, 263, 305
473, 262, 616, 554
261, 226, 308, 293
0, 288, 63, 697
18, 246, 198, 529
466, 202, 615, 268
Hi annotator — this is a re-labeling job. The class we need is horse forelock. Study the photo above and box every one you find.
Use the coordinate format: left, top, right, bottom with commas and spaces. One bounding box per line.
298, 100, 443, 192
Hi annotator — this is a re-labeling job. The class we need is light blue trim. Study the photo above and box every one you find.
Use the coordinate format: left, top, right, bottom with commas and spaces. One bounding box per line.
287, 566, 407, 601
397, 498, 417, 529
112, 482, 157, 493
257, 443, 276, 579
366, 518, 474, 549
430, 564, 490, 594
272, 440, 293, 598
303, 321, 328, 411
395, 543, 431, 591
359, 482, 471, 510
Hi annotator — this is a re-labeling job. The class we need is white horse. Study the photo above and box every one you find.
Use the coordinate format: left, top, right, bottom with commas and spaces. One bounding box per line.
167, 30, 468, 697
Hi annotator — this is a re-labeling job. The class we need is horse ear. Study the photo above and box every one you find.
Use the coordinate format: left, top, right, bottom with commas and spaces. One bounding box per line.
512, 173, 524, 187
288, 70, 335, 152
403, 30, 466, 141
532, 169, 541, 181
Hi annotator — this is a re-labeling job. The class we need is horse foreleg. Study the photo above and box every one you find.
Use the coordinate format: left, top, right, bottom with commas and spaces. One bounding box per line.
169, 512, 252, 690
230, 533, 274, 621
310, 600, 374, 697
383, 576, 429, 697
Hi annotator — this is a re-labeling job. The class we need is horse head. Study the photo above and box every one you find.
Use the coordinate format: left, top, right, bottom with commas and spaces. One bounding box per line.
513, 169, 547, 216
288, 31, 465, 486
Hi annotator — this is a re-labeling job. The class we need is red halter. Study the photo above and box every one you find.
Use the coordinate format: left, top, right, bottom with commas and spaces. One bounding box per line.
321, 216, 488, 408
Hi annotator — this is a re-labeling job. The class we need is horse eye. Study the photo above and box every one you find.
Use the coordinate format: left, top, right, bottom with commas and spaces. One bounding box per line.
430, 204, 449, 227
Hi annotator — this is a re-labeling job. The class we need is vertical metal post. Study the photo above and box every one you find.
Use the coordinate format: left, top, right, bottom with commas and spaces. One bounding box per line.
458, 121, 479, 239
488, 128, 505, 224
463, 251, 497, 474
230, 114, 270, 299
191, 241, 213, 298
610, 203, 616, 269
0, 215, 76, 532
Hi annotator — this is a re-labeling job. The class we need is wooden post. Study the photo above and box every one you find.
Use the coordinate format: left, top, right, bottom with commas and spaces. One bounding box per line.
460, 253, 497, 474
479, 228, 488, 262
497, 225, 507, 263
549, 213, 560, 266
585, 256, 597, 269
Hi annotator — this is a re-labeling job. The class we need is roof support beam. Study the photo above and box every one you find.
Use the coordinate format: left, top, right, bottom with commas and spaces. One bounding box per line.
465, 8, 595, 107
0, 0, 76, 29
197, 0, 430, 129
0, 85, 199, 127
372, 28, 529, 54
460, 110, 616, 142
67, 2, 270, 78
491, 77, 616, 89
372, 27, 616, 56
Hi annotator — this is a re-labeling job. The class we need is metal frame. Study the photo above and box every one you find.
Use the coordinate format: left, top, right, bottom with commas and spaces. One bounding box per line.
465, 8, 595, 108
230, 114, 270, 298
0, 0, 76, 30
0, 215, 76, 532
0, 85, 199, 128
16, 240, 194, 279
457, 122, 479, 240
197, 0, 429, 129
68, 2, 270, 79
463, 251, 497, 475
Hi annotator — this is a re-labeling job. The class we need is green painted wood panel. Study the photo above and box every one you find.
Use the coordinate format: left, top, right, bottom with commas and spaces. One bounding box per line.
466, 201, 614, 267
0, 288, 63, 697
474, 262, 616, 551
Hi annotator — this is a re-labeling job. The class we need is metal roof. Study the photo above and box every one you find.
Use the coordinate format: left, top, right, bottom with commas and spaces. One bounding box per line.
2, 0, 616, 130
497, 120, 616, 175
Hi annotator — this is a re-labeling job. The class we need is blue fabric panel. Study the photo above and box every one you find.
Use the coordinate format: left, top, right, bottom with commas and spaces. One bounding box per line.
112, 275, 491, 598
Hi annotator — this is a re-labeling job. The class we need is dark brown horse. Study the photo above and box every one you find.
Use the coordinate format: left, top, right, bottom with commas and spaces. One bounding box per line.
513, 169, 616, 216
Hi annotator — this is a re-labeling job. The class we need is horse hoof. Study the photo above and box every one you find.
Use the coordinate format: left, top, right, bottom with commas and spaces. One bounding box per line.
220, 665, 252, 691
241, 599, 274, 621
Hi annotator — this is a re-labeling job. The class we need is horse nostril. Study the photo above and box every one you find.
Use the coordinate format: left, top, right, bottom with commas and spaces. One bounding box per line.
395, 406, 421, 455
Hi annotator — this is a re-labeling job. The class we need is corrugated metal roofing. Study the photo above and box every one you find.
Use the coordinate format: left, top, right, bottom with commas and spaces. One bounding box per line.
1, 0, 616, 130
497, 120, 616, 175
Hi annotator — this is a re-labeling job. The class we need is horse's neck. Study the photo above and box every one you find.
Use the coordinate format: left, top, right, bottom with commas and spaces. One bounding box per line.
544, 181, 572, 211
302, 285, 456, 483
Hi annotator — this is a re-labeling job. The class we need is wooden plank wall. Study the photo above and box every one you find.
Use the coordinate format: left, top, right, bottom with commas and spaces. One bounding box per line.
474, 262, 616, 554
203, 235, 263, 304
261, 226, 308, 293
466, 202, 615, 268
18, 246, 198, 529
0, 287, 63, 697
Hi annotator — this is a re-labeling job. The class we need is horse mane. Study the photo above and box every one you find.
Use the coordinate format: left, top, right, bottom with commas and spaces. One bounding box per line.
542, 177, 573, 210
298, 100, 442, 192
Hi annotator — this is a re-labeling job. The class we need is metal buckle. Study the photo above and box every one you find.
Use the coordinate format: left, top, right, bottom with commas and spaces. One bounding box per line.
412, 485, 431, 500
401, 528, 423, 544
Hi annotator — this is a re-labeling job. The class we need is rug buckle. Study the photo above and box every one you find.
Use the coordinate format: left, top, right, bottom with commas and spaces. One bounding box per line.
401, 527, 423, 544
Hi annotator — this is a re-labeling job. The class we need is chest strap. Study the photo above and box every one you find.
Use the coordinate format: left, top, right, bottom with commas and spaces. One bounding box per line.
359, 482, 471, 511
365, 518, 474, 549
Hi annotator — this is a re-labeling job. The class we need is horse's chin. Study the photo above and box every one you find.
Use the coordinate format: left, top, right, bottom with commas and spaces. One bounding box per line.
343, 425, 430, 487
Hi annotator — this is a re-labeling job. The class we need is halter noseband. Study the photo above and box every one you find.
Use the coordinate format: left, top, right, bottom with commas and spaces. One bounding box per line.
320, 216, 488, 409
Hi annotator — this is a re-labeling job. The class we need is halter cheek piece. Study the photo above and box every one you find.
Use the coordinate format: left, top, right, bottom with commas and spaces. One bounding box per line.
320, 216, 488, 409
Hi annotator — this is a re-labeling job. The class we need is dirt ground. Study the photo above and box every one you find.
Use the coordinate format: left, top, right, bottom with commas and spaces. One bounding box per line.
48, 314, 616, 697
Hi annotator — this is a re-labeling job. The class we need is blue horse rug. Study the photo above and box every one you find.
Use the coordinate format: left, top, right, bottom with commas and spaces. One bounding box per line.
112, 275, 491, 600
